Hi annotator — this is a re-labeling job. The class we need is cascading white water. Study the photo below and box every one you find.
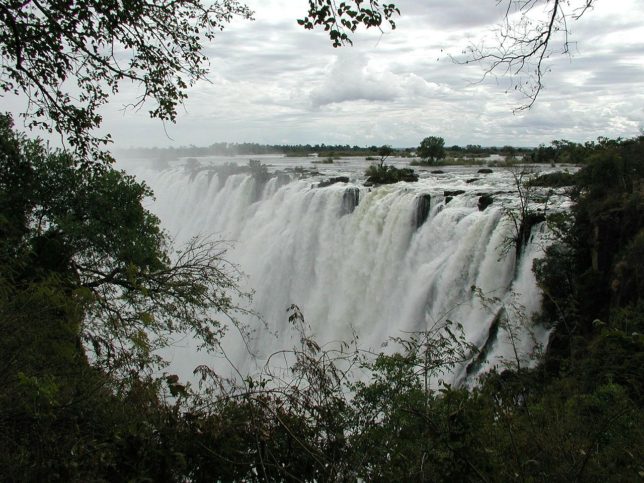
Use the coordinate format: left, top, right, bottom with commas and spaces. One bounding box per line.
125, 157, 554, 383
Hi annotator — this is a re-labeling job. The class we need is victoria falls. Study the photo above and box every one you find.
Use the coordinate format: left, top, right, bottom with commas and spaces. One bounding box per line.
125, 154, 555, 384
1, 0, 642, 480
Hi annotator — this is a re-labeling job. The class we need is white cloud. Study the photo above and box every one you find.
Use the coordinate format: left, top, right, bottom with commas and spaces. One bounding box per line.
309, 55, 402, 107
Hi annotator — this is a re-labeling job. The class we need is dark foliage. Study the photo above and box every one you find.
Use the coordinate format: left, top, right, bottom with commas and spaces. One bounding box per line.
0, 0, 253, 162
365, 163, 418, 184
2, 115, 642, 480
298, 0, 399, 47
526, 171, 576, 187
417, 136, 446, 164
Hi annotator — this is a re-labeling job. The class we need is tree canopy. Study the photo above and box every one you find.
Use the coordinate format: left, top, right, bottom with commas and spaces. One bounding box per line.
298, 0, 400, 47
377, 144, 393, 166
0, 114, 249, 379
417, 136, 446, 164
0, 0, 254, 162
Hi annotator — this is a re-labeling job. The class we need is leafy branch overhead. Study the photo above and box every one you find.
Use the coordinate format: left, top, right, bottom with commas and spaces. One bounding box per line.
460, 0, 596, 110
298, 0, 400, 46
299, 1, 596, 108
0, 0, 253, 163
0, 0, 601, 163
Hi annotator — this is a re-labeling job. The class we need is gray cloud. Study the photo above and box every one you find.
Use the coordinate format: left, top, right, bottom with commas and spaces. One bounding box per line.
399, 0, 505, 29
310, 55, 402, 106
84, 0, 644, 149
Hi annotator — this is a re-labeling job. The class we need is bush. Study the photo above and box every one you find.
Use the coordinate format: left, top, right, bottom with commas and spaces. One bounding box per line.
526, 171, 576, 187
312, 156, 334, 164
364, 164, 418, 184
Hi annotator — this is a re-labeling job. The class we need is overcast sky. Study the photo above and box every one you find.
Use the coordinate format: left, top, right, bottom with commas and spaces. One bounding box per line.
18, 0, 644, 148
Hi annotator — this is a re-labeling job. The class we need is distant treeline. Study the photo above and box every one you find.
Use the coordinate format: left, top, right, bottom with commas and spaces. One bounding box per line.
117, 142, 378, 159
117, 137, 628, 165
117, 142, 533, 160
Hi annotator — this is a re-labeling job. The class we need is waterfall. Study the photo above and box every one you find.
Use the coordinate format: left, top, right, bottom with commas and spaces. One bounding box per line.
127, 160, 550, 384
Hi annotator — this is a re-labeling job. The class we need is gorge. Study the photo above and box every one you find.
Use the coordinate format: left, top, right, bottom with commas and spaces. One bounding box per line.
125, 156, 559, 383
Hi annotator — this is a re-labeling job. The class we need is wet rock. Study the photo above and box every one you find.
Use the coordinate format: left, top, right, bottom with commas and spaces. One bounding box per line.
477, 168, 493, 174
341, 187, 360, 215
444, 190, 465, 198
478, 194, 494, 211
318, 176, 350, 188
414, 194, 432, 228
399, 170, 419, 182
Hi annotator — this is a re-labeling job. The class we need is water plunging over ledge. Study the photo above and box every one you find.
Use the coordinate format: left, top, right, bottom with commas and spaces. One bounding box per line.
121, 155, 568, 384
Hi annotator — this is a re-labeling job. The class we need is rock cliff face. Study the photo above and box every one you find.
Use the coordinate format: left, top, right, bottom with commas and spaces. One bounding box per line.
414, 194, 432, 229
319, 176, 350, 188
341, 187, 360, 215
478, 194, 494, 211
